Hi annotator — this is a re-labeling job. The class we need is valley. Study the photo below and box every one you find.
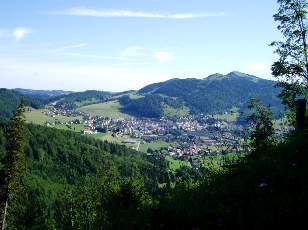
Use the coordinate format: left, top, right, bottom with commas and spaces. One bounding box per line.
24, 99, 245, 169
20, 71, 289, 169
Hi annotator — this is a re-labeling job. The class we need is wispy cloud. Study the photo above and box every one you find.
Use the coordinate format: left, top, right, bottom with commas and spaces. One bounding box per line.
50, 43, 88, 52
48, 8, 228, 19
154, 51, 174, 62
23, 43, 125, 60
61, 52, 124, 60
0, 27, 32, 42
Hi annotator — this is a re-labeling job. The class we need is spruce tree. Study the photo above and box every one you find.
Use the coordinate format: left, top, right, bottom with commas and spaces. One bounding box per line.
0, 104, 26, 230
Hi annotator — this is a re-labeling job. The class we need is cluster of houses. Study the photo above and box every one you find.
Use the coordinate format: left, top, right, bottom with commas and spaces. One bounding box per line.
42, 107, 245, 163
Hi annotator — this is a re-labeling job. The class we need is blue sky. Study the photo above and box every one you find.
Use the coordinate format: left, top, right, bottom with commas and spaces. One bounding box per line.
0, 0, 281, 91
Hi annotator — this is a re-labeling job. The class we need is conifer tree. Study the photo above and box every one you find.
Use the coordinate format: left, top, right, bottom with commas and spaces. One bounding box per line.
0, 104, 26, 230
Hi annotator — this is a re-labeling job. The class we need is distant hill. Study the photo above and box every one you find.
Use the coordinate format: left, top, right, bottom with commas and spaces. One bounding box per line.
14, 88, 73, 99
119, 71, 283, 118
52, 90, 113, 109
0, 88, 45, 118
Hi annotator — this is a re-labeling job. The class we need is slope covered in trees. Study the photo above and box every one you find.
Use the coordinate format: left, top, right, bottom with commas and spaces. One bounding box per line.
52, 90, 112, 110
0, 89, 45, 119
0, 121, 175, 229
122, 71, 283, 118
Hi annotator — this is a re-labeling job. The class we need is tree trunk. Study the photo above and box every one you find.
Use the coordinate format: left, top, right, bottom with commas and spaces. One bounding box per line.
296, 99, 306, 131
1, 199, 8, 230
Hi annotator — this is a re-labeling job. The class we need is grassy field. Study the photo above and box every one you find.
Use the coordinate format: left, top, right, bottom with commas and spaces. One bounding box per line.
77, 101, 130, 119
91, 132, 141, 149
52, 124, 84, 132
139, 140, 171, 153
128, 93, 144, 100
165, 156, 191, 171
24, 108, 83, 125
91, 132, 125, 143
163, 105, 190, 118
211, 107, 239, 122
212, 112, 239, 122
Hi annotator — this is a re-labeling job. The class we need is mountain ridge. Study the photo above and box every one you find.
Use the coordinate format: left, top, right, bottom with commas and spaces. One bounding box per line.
119, 71, 282, 118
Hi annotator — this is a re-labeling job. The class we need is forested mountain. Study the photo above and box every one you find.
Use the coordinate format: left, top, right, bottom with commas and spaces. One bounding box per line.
52, 90, 113, 109
119, 71, 282, 118
2, 72, 283, 119
0, 89, 45, 118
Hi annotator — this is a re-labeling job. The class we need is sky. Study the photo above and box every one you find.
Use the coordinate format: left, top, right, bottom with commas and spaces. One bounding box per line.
0, 0, 281, 92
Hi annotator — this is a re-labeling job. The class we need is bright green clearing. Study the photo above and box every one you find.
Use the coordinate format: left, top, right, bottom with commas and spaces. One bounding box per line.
165, 156, 191, 171
77, 101, 130, 118
128, 93, 144, 100
24, 108, 83, 125
139, 140, 171, 153
91, 132, 140, 149
91, 132, 125, 143
52, 124, 84, 132
211, 107, 239, 122
163, 105, 190, 118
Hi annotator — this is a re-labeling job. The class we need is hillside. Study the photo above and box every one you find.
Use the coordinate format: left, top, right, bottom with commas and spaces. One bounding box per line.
0, 122, 171, 229
122, 71, 282, 118
51, 90, 113, 109
0, 89, 46, 118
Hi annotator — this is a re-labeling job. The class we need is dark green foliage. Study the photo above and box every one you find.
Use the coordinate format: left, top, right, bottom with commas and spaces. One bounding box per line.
150, 129, 308, 229
119, 94, 183, 118
0, 104, 26, 229
247, 99, 274, 151
0, 122, 171, 229
137, 71, 282, 117
53, 90, 112, 109
271, 0, 308, 109
0, 89, 45, 118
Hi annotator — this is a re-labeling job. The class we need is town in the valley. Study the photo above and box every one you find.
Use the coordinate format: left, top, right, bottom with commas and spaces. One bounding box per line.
31, 106, 289, 168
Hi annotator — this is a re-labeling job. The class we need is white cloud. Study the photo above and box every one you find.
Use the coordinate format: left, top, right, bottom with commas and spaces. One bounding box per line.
49, 8, 228, 19
0, 27, 32, 41
154, 51, 174, 62
13, 27, 32, 42
120, 46, 145, 57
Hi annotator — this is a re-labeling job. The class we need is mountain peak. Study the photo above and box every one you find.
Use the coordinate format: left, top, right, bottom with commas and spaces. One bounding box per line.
205, 73, 225, 80
226, 71, 260, 82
